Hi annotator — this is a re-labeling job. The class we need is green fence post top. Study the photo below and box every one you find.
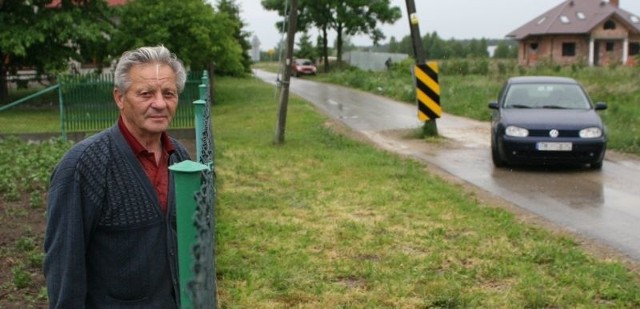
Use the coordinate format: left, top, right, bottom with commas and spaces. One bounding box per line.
169, 160, 210, 173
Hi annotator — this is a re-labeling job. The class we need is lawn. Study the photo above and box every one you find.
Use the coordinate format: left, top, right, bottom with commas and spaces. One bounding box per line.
1, 75, 640, 308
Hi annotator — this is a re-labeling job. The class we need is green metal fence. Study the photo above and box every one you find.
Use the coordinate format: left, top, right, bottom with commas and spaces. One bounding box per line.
58, 71, 202, 134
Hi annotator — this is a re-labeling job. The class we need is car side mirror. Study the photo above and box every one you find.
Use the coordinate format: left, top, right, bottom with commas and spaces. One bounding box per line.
488, 101, 499, 109
594, 102, 607, 111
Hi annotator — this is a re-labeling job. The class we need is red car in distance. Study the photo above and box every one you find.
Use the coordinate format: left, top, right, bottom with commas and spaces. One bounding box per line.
291, 58, 317, 77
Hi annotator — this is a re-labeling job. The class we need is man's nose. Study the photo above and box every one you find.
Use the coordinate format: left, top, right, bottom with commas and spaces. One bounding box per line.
151, 91, 167, 109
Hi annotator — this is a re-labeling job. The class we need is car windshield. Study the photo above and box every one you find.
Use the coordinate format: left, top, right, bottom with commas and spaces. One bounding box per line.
297, 59, 313, 66
504, 83, 591, 110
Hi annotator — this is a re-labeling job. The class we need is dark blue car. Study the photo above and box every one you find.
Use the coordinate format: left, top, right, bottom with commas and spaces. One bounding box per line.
489, 76, 607, 169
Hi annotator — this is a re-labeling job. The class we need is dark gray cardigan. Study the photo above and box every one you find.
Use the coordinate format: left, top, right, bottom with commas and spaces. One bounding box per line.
44, 124, 190, 308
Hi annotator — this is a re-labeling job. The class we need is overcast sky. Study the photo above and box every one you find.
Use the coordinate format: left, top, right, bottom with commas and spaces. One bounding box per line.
230, 0, 640, 50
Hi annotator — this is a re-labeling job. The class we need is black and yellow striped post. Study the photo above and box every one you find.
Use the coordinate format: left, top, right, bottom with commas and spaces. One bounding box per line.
415, 62, 441, 122
405, 0, 438, 136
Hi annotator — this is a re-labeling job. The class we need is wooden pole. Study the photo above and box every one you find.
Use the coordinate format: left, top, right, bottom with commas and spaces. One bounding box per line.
274, 0, 298, 145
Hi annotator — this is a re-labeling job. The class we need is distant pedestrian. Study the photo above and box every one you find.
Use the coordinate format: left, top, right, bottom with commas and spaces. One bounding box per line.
44, 45, 191, 308
385, 57, 393, 70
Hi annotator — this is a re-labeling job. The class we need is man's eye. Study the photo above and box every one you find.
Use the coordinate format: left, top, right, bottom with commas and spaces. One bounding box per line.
164, 92, 177, 99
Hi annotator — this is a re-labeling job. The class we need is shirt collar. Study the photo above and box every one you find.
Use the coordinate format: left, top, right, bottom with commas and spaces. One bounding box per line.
118, 116, 175, 155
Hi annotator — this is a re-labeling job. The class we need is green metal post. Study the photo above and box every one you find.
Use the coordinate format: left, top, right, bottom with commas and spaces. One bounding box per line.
169, 160, 210, 309
193, 97, 205, 163
57, 80, 67, 141
201, 71, 209, 95
193, 71, 209, 163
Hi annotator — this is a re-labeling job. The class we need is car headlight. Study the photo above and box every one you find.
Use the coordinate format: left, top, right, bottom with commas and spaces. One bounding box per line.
579, 127, 602, 138
505, 126, 529, 137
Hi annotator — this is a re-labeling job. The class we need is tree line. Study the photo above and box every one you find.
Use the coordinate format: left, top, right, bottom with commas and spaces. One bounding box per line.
0, 0, 252, 102
387, 33, 518, 60
260, 0, 516, 68
262, 0, 402, 73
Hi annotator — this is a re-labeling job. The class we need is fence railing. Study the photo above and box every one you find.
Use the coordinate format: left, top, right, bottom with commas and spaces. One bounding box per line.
58, 71, 202, 135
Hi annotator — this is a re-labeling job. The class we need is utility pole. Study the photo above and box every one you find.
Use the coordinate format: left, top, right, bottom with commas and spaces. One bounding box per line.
405, 0, 438, 136
274, 0, 298, 145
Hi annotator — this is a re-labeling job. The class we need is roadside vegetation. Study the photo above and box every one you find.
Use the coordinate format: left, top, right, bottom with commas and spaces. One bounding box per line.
6, 76, 640, 307
255, 58, 640, 155
305, 58, 640, 155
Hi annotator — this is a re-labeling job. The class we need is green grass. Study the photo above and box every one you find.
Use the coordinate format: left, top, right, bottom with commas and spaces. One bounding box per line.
212, 77, 640, 307
2, 74, 640, 307
0, 109, 62, 134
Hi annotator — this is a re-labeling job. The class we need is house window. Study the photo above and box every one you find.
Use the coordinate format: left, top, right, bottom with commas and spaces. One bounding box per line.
529, 42, 539, 51
606, 42, 615, 52
630, 42, 640, 56
562, 42, 576, 56
604, 20, 616, 30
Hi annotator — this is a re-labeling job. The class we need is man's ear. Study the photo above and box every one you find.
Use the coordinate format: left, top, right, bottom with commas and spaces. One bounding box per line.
113, 88, 124, 111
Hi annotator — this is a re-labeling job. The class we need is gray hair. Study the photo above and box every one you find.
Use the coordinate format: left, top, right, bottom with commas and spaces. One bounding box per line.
113, 45, 187, 93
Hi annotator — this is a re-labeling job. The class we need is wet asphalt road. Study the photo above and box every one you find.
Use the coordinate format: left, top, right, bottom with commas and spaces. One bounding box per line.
253, 69, 640, 261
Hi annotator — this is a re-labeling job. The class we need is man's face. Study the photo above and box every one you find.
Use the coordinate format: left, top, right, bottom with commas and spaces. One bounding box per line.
114, 63, 178, 138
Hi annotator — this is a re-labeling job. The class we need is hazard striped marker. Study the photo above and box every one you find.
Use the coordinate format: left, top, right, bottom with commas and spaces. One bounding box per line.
414, 62, 441, 121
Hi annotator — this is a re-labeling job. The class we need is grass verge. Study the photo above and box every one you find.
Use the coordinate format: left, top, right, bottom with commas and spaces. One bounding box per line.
1, 75, 640, 307
213, 77, 640, 307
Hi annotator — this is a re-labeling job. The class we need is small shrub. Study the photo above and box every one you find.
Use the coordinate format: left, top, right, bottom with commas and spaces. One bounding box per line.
16, 236, 36, 252
471, 58, 490, 75
29, 192, 44, 209
12, 264, 32, 289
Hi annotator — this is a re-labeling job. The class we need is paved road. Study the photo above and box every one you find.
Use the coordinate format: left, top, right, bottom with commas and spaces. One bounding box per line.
254, 69, 640, 261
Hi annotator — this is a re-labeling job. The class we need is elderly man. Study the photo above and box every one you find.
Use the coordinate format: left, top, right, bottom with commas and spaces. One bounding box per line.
44, 45, 191, 308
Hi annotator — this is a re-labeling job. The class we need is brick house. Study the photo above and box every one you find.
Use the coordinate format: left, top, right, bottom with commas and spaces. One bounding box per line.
507, 0, 640, 66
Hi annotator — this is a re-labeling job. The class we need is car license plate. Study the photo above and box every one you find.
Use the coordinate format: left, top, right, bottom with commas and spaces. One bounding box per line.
537, 142, 572, 151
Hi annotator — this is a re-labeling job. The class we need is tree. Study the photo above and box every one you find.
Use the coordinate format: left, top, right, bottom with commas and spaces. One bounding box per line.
397, 36, 414, 55
216, 0, 252, 73
304, 0, 333, 72
422, 32, 447, 59
262, 0, 400, 71
466, 38, 489, 58
388, 36, 399, 53
111, 0, 245, 76
262, 0, 330, 70
333, 0, 401, 64
493, 40, 517, 59
296, 32, 316, 61
446, 38, 465, 59
0, 0, 115, 102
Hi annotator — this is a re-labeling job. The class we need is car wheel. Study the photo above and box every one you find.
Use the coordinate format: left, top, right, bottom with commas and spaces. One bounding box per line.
491, 139, 505, 168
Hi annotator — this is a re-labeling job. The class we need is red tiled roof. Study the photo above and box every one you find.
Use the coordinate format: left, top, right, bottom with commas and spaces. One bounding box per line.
46, 0, 127, 8
507, 0, 640, 39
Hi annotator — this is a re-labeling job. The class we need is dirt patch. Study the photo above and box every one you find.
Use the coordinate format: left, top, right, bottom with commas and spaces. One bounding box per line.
0, 195, 48, 308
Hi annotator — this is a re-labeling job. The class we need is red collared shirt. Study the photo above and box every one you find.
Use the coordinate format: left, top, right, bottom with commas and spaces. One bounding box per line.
118, 117, 175, 214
